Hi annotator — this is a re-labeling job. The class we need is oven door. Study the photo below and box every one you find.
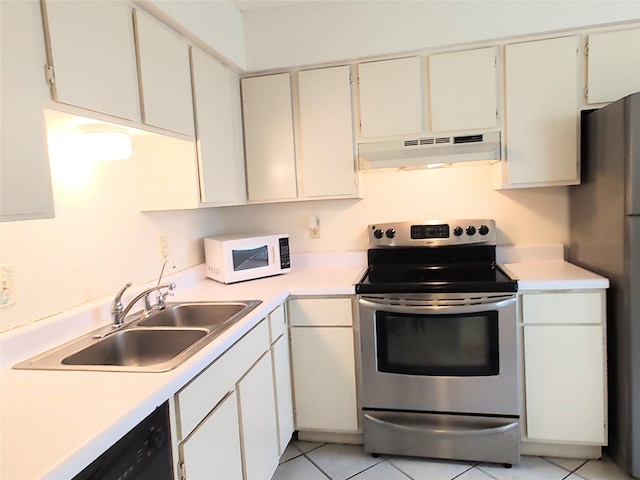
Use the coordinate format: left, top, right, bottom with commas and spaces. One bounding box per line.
358, 293, 518, 416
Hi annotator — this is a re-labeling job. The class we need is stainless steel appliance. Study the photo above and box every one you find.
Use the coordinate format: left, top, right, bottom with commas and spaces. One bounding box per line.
72, 402, 172, 480
569, 92, 640, 478
356, 219, 520, 466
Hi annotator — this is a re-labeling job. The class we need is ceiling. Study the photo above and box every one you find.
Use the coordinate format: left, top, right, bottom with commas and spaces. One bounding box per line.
232, 0, 312, 12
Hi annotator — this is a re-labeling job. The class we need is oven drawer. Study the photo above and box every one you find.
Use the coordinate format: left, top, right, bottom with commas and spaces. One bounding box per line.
362, 409, 520, 465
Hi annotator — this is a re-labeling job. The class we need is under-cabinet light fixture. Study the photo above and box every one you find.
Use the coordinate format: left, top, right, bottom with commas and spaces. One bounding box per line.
79, 124, 132, 161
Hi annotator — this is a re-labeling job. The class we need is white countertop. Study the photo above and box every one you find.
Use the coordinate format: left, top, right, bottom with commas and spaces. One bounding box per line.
497, 244, 610, 290
0, 255, 364, 480
501, 260, 610, 291
0, 247, 609, 479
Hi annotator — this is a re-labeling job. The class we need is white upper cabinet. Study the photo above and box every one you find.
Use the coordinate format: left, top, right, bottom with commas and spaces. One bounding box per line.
133, 136, 199, 211
358, 57, 424, 138
298, 66, 356, 197
134, 10, 195, 137
587, 28, 640, 104
191, 48, 246, 205
242, 74, 298, 202
503, 36, 580, 187
428, 47, 498, 132
42, 0, 140, 122
1, 0, 54, 222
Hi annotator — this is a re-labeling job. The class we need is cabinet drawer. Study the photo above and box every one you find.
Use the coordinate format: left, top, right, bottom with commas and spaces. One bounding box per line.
289, 297, 353, 327
269, 304, 287, 343
522, 292, 604, 325
177, 320, 270, 438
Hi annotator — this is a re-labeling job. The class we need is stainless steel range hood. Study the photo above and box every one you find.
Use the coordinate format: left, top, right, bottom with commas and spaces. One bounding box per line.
358, 131, 501, 170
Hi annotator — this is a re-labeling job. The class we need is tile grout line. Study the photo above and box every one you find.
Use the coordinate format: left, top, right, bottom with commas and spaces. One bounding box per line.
385, 458, 418, 480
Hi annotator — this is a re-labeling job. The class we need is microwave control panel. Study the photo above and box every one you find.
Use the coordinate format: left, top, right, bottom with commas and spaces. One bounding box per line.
279, 237, 291, 269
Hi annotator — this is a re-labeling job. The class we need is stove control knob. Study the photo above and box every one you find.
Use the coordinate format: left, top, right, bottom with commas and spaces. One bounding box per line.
478, 224, 490, 236
466, 225, 477, 236
386, 228, 396, 239
453, 226, 464, 236
373, 229, 384, 239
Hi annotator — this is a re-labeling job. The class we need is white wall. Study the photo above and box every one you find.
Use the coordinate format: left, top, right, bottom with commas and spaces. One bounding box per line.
242, 0, 640, 71
219, 165, 570, 252
141, 0, 247, 70
0, 125, 227, 333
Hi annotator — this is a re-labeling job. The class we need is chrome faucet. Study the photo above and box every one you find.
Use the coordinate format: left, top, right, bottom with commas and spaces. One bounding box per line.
154, 260, 176, 309
111, 282, 176, 328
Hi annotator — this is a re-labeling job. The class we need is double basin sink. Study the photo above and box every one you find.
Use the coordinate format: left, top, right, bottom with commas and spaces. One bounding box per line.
14, 301, 262, 372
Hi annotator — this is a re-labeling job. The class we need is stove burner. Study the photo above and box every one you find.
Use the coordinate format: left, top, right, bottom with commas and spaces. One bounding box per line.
356, 220, 517, 295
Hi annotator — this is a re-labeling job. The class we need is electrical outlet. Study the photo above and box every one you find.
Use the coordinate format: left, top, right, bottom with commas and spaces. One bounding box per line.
159, 235, 169, 259
1, 264, 15, 307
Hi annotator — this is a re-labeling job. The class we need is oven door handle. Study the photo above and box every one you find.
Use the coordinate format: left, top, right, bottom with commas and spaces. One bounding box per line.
363, 413, 519, 438
358, 296, 516, 315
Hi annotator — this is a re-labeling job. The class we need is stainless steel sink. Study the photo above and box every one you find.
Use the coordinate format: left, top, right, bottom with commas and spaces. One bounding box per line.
135, 302, 255, 329
13, 300, 262, 372
62, 328, 208, 367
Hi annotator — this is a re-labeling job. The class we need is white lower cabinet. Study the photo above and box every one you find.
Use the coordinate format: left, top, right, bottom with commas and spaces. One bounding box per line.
173, 315, 285, 480
521, 291, 607, 445
269, 304, 295, 453
289, 297, 359, 432
237, 352, 280, 479
180, 391, 243, 480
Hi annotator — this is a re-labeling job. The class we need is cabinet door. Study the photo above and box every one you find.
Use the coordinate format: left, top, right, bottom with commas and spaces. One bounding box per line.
272, 335, 294, 454
289, 297, 353, 327
358, 57, 423, 138
242, 74, 297, 201
191, 48, 246, 205
504, 36, 580, 186
180, 391, 243, 480
133, 136, 199, 211
587, 29, 640, 104
429, 47, 498, 132
298, 66, 356, 197
135, 10, 194, 137
237, 353, 280, 480
290, 327, 358, 431
42, 0, 139, 121
523, 325, 606, 444
1, 0, 54, 221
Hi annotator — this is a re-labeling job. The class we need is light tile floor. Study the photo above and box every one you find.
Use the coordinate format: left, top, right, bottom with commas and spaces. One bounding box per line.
272, 441, 635, 480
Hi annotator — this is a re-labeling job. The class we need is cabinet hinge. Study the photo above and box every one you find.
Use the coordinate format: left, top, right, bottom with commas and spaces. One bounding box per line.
585, 43, 589, 56
44, 64, 55, 85
496, 108, 499, 119
494, 56, 498, 68
584, 86, 589, 99
349, 73, 353, 84
178, 461, 186, 480
359, 120, 363, 131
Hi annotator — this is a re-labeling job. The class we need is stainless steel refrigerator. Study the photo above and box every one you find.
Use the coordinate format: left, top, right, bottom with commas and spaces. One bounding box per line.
569, 91, 640, 478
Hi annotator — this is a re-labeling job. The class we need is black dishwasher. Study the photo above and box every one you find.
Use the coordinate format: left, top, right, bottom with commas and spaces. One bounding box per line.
72, 402, 172, 480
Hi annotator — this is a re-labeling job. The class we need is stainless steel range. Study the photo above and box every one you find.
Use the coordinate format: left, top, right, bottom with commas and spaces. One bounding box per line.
356, 219, 520, 466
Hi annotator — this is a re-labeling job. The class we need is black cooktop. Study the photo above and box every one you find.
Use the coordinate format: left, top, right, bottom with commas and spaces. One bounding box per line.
356, 246, 518, 294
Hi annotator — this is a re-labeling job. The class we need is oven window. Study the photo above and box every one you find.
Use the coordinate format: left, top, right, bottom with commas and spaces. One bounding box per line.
375, 311, 499, 376
232, 246, 268, 271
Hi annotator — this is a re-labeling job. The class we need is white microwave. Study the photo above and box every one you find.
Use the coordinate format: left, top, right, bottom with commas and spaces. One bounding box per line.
204, 233, 291, 284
